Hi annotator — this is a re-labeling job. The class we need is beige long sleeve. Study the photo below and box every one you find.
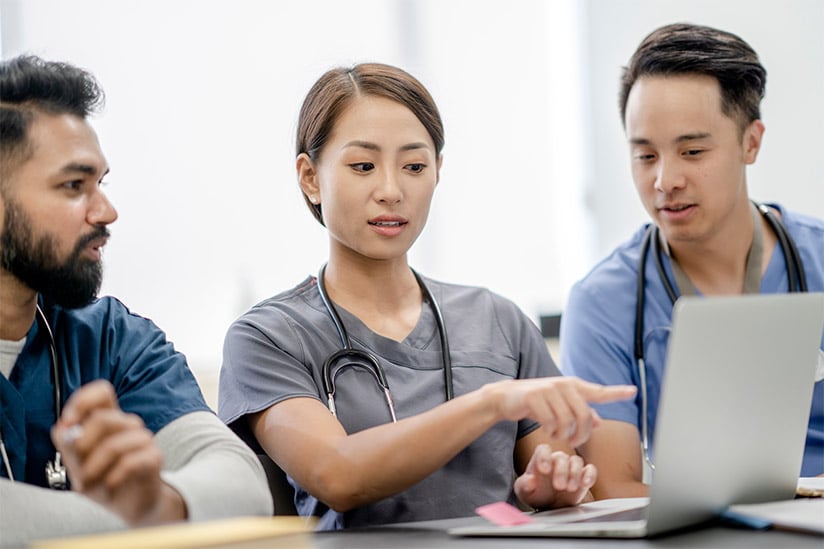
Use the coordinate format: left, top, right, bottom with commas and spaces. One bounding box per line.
0, 411, 271, 548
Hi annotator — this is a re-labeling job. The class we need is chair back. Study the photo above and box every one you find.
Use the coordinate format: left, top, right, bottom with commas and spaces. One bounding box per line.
257, 453, 298, 515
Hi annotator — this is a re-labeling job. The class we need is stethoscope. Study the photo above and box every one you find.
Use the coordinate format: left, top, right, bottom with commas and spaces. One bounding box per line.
316, 264, 453, 422
635, 202, 807, 473
0, 304, 69, 489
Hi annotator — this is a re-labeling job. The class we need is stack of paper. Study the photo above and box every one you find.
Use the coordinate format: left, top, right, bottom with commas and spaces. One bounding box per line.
723, 480, 824, 536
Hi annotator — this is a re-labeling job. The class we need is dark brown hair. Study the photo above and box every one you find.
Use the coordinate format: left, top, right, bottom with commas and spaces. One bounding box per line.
619, 23, 766, 132
295, 63, 444, 225
0, 55, 104, 187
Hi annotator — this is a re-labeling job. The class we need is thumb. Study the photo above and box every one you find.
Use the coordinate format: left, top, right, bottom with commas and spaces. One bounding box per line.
526, 443, 554, 475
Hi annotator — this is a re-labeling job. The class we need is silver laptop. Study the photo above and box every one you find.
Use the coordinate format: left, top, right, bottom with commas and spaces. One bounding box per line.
451, 292, 824, 538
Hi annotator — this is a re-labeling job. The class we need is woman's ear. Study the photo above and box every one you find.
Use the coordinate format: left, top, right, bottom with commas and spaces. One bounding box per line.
435, 154, 443, 185
297, 153, 320, 203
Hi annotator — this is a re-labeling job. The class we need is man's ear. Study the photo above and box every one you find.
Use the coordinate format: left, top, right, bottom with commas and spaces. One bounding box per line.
297, 153, 320, 203
743, 119, 765, 165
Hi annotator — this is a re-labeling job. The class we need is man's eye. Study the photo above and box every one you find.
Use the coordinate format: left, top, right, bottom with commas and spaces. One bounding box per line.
684, 149, 704, 157
350, 162, 375, 172
63, 180, 83, 191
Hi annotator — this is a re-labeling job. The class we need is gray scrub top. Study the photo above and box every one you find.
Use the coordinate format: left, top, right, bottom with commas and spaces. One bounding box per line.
218, 274, 560, 530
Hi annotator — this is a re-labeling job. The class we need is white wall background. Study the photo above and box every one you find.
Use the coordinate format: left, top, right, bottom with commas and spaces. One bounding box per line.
583, 0, 824, 258
2, 0, 822, 388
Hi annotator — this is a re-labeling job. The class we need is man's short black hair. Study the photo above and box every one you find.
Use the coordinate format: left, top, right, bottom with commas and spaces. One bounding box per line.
0, 55, 105, 186
619, 23, 767, 132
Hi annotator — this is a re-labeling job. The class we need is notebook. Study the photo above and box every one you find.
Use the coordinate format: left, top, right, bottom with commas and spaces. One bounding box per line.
451, 292, 824, 538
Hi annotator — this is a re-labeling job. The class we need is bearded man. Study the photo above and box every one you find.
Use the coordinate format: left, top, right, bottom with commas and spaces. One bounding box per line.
0, 55, 271, 547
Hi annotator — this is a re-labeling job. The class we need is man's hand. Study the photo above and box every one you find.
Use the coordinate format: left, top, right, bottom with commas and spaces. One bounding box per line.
514, 443, 595, 509
51, 380, 187, 525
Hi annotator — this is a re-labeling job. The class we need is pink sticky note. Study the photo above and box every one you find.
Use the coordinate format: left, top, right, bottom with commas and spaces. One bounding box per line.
475, 501, 535, 526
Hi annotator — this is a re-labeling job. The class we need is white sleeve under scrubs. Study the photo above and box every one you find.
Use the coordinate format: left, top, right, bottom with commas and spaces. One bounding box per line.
0, 296, 272, 547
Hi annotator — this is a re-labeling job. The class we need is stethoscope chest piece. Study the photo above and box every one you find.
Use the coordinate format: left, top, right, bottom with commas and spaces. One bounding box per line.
45, 451, 68, 489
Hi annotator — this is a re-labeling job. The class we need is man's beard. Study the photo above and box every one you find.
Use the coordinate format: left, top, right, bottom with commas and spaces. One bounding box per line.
1, 198, 107, 309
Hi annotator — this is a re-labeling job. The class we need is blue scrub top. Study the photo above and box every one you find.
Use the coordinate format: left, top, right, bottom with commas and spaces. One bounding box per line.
561, 205, 824, 476
0, 296, 209, 487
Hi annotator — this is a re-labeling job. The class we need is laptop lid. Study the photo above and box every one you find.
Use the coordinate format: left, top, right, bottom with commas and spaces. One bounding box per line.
450, 292, 824, 539
644, 292, 824, 535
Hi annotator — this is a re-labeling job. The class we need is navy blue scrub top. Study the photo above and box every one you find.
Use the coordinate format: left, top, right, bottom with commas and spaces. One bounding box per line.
0, 296, 209, 487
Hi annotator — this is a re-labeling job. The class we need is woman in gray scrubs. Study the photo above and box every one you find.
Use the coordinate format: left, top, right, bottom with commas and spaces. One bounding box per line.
217, 63, 635, 530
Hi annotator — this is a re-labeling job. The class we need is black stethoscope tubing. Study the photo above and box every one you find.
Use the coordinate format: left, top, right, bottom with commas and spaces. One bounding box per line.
636, 202, 808, 357
634, 202, 807, 471
37, 305, 70, 489
317, 263, 453, 422
0, 305, 68, 488
36, 305, 62, 423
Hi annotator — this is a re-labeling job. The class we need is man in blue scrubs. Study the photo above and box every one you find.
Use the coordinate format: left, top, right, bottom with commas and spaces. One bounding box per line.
0, 55, 271, 545
560, 23, 824, 498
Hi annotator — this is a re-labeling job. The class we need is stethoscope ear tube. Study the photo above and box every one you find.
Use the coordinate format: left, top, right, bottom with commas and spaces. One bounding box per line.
759, 204, 808, 292
411, 269, 453, 401
0, 304, 78, 489
635, 228, 657, 474
634, 228, 653, 365
35, 305, 62, 422
316, 263, 452, 424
